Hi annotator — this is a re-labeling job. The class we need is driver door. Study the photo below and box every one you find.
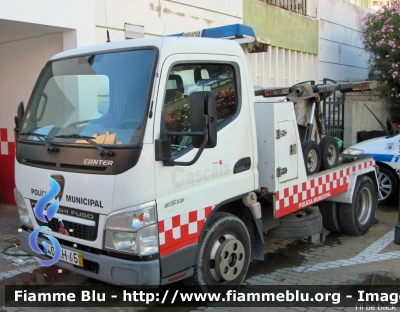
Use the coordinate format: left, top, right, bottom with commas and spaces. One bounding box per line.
154, 53, 256, 261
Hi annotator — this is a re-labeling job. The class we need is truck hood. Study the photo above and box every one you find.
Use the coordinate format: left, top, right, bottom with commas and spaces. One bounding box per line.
347, 135, 397, 150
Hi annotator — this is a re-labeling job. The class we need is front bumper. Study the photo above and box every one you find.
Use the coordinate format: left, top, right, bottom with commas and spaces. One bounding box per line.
19, 229, 160, 286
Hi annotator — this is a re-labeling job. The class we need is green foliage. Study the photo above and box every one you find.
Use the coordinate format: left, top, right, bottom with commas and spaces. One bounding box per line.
165, 103, 190, 133
164, 89, 237, 132
361, 1, 400, 118
215, 89, 236, 120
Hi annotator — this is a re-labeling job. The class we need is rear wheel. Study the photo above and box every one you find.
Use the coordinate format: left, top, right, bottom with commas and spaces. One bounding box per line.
185, 212, 250, 292
377, 165, 398, 205
319, 201, 342, 233
338, 175, 377, 236
319, 136, 339, 171
302, 140, 321, 175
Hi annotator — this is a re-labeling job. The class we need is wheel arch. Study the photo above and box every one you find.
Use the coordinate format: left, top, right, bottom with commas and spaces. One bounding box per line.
376, 162, 399, 181
196, 193, 264, 262
364, 169, 380, 193
375, 161, 399, 204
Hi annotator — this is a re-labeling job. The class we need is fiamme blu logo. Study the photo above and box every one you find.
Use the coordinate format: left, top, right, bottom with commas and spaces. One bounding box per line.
28, 176, 62, 266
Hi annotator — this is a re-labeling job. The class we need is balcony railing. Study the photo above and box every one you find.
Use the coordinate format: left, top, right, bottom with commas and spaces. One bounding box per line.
258, 0, 308, 15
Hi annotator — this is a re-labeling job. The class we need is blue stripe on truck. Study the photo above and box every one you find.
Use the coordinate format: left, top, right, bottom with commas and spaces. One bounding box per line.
361, 153, 395, 162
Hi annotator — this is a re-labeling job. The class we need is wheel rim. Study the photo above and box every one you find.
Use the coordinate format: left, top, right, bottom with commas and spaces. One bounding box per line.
377, 172, 392, 201
307, 149, 318, 171
209, 234, 245, 282
357, 187, 372, 225
326, 144, 337, 165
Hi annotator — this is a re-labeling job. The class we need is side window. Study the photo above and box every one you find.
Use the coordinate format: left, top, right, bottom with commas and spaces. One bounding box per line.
163, 63, 238, 156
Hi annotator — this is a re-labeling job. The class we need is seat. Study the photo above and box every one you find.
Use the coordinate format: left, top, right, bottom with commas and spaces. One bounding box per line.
165, 74, 184, 105
194, 68, 210, 87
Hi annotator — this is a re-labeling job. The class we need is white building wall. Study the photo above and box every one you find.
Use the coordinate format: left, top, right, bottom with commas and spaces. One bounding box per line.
247, 47, 319, 88
318, 0, 373, 82
0, 0, 96, 48
247, 0, 373, 89
0, 0, 96, 138
0, 33, 63, 133
0, 0, 96, 205
95, 0, 243, 42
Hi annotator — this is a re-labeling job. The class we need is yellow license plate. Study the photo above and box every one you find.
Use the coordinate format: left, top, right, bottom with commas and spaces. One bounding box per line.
46, 244, 83, 267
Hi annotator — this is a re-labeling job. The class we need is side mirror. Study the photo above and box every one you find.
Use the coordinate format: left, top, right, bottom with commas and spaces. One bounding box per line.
190, 91, 217, 148
155, 91, 217, 166
155, 137, 172, 161
14, 101, 24, 133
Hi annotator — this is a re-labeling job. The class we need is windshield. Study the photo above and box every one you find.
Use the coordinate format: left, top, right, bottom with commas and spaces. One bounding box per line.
21, 49, 157, 146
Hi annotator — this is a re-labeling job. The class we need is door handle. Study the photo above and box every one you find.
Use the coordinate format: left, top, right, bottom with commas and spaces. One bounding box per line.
233, 157, 251, 174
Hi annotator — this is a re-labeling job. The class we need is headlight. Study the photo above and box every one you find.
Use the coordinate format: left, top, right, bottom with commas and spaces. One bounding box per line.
105, 202, 156, 231
14, 188, 33, 228
105, 232, 137, 252
342, 148, 363, 156
104, 201, 158, 256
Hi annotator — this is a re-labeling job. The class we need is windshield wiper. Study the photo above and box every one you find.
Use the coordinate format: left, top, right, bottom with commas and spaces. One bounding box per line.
20, 132, 59, 154
54, 134, 114, 156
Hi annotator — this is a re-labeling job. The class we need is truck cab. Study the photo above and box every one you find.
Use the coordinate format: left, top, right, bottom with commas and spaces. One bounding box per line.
15, 33, 261, 287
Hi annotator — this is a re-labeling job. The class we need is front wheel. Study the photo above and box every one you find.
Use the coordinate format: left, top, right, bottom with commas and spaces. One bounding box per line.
338, 175, 377, 236
377, 165, 398, 205
185, 212, 250, 292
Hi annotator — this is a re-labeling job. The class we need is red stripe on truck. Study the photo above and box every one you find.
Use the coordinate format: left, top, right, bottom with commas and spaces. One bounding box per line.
275, 160, 375, 218
158, 206, 213, 256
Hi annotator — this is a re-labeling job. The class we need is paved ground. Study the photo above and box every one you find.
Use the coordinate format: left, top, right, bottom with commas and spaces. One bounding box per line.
1, 203, 400, 311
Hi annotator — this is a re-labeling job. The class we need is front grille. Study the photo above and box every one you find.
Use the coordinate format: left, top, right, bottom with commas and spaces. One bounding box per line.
31, 200, 99, 241
60, 163, 107, 171
36, 218, 98, 241
23, 159, 57, 167
76, 259, 99, 273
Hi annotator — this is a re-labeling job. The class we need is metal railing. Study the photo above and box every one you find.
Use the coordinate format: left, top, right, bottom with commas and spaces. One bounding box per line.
322, 78, 345, 151
258, 0, 308, 15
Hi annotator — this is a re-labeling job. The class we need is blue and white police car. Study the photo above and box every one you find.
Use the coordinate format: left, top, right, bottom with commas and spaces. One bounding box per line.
343, 134, 400, 204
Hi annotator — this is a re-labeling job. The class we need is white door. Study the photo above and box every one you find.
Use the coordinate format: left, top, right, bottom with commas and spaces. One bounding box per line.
277, 120, 299, 183
153, 54, 256, 258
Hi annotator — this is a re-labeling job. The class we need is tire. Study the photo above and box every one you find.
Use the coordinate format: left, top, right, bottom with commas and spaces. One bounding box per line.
302, 140, 321, 175
338, 175, 377, 236
319, 201, 342, 233
319, 136, 339, 171
185, 212, 250, 292
377, 165, 398, 205
266, 208, 322, 239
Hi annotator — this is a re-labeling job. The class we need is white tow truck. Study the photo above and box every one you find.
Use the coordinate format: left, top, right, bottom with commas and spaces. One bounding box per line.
14, 24, 379, 290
